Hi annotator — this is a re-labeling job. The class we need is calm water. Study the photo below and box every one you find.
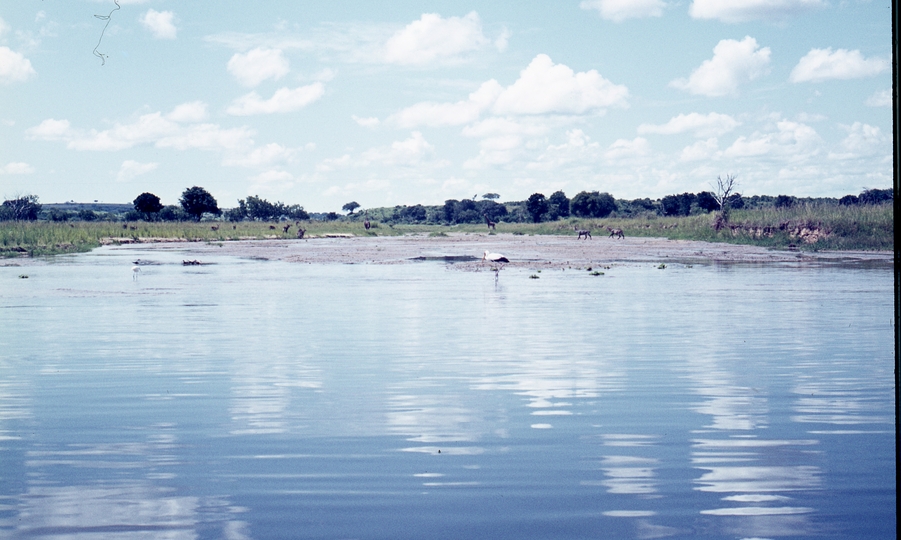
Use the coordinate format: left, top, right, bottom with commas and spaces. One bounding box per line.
0, 245, 895, 539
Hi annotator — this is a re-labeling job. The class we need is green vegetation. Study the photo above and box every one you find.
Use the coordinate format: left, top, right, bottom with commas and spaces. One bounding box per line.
1, 186, 892, 257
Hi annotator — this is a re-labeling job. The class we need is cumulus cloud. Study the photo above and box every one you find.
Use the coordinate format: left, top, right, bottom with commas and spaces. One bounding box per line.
223, 143, 296, 167
0, 162, 34, 175
248, 170, 295, 194
361, 132, 435, 166
723, 119, 820, 159
865, 89, 891, 108
352, 115, 381, 128
580, 0, 666, 22
789, 48, 888, 83
26, 118, 72, 140
829, 122, 886, 159
604, 137, 650, 162
680, 138, 720, 161
670, 37, 770, 97
492, 54, 629, 115
227, 48, 290, 87
116, 160, 158, 182
689, 0, 825, 23
0, 46, 37, 83
166, 101, 208, 123
390, 80, 502, 127
638, 112, 740, 137
384, 12, 491, 65
226, 82, 325, 116
140, 9, 177, 39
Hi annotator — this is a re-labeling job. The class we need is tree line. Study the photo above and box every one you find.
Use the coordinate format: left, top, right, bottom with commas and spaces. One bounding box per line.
1, 185, 893, 223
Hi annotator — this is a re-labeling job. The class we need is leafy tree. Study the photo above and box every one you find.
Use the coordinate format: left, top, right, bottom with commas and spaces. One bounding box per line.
133, 192, 163, 218
159, 205, 189, 221
859, 188, 892, 204
479, 200, 508, 222
548, 190, 570, 219
78, 209, 99, 221
839, 194, 859, 206
0, 194, 42, 221
774, 194, 795, 208
482, 193, 500, 200
696, 192, 719, 212
570, 191, 616, 218
342, 201, 361, 214
442, 199, 459, 223
525, 193, 549, 223
180, 186, 220, 221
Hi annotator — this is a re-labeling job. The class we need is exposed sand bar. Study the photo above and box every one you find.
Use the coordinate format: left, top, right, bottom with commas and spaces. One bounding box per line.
102, 233, 893, 269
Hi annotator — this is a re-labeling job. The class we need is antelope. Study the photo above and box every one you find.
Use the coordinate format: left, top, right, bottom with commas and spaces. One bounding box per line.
211, 224, 219, 231
283, 224, 291, 234
573, 226, 591, 240
606, 226, 624, 239
364, 220, 371, 230
296, 228, 306, 239
485, 215, 496, 231
269, 225, 276, 230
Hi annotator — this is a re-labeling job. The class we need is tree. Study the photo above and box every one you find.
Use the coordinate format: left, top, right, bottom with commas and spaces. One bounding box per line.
133, 192, 163, 217
696, 191, 719, 212
482, 193, 500, 200
859, 188, 893, 204
711, 174, 737, 229
0, 194, 42, 221
570, 191, 616, 218
548, 190, 570, 219
774, 194, 795, 208
525, 193, 549, 223
342, 201, 361, 214
179, 186, 220, 221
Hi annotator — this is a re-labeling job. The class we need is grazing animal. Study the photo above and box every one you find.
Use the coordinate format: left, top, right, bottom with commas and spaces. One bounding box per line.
122, 223, 128, 230
485, 215, 496, 231
364, 219, 371, 230
607, 226, 624, 239
269, 225, 276, 230
296, 228, 306, 239
233, 225, 237, 230
211, 225, 219, 231
573, 226, 591, 239
483, 250, 509, 263
283, 224, 291, 234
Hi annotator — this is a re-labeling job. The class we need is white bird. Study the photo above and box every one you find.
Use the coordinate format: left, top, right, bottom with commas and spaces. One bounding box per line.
132, 266, 140, 280
483, 250, 509, 263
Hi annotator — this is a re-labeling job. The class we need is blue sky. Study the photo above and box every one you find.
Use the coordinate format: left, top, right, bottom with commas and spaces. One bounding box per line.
0, 0, 892, 212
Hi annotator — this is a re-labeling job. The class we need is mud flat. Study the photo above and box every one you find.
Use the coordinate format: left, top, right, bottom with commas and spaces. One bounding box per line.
93, 233, 893, 270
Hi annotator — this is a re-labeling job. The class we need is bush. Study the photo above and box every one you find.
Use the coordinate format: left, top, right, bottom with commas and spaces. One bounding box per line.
1, 194, 42, 221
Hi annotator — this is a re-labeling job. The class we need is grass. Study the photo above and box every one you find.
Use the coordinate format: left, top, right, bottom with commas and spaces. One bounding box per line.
1, 202, 892, 257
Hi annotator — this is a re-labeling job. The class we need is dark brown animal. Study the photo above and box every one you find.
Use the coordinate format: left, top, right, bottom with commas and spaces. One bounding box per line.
211, 225, 219, 231
364, 220, 371, 230
485, 215, 496, 231
606, 226, 624, 239
283, 224, 291, 234
573, 226, 591, 239
269, 225, 276, 230
296, 228, 306, 239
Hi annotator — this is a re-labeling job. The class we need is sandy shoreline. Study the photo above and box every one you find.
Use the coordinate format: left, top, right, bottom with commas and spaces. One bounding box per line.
31, 233, 887, 270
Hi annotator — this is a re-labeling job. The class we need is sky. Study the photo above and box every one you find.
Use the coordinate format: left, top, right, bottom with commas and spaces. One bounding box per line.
0, 0, 893, 212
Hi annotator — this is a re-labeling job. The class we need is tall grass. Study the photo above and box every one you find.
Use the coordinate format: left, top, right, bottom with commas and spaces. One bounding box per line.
1, 202, 892, 257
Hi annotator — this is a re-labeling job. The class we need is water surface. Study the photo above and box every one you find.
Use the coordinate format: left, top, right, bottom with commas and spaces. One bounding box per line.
0, 246, 895, 539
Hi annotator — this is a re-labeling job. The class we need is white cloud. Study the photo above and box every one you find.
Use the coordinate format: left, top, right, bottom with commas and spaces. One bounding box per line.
680, 138, 720, 161
829, 122, 886, 159
27, 114, 255, 153
865, 89, 891, 108
116, 160, 158, 182
226, 82, 325, 116
638, 112, 740, 137
580, 0, 666, 22
140, 9, 177, 40
224, 143, 296, 167
492, 54, 629, 115
604, 137, 650, 161
0, 17, 10, 37
689, 0, 825, 23
362, 131, 435, 166
227, 48, 290, 87
384, 12, 490, 65
724, 119, 821, 159
26, 118, 72, 140
0, 162, 34, 175
166, 101, 208, 123
248, 170, 295, 194
352, 115, 381, 128
789, 48, 888, 83
390, 80, 503, 127
670, 37, 770, 97
0, 46, 37, 83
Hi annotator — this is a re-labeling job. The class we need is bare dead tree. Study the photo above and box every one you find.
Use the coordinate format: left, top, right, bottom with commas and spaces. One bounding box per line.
712, 174, 737, 230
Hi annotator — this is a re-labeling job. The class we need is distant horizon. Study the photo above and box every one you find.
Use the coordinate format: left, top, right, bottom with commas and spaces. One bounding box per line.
1, 1, 892, 210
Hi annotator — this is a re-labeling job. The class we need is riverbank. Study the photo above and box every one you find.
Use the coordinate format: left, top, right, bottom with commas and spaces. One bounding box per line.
4, 232, 884, 269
